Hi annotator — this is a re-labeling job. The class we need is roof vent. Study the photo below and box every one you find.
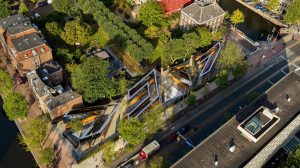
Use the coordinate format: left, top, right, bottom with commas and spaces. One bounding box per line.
286, 94, 291, 102
229, 138, 235, 152
214, 155, 218, 166
273, 107, 280, 113
18, 17, 21, 20
229, 145, 235, 152
3, 21, 6, 24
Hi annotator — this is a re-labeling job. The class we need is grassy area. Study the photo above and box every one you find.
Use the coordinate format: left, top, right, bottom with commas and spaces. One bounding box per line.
110, 46, 144, 75
151, 42, 163, 64
88, 28, 111, 49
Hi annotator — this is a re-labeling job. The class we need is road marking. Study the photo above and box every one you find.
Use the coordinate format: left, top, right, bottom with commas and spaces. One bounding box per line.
268, 80, 274, 85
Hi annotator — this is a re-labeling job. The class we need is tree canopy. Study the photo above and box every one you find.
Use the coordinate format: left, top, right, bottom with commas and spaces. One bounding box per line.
139, 0, 165, 27
284, 0, 300, 24
60, 18, 91, 46
45, 22, 62, 36
281, 146, 300, 167
71, 118, 82, 132
69, 57, 117, 103
218, 41, 247, 78
0, 70, 13, 96
230, 9, 245, 26
52, 0, 79, 15
186, 91, 197, 106
216, 69, 229, 87
0, 0, 11, 19
150, 156, 172, 168
21, 117, 48, 150
3, 92, 28, 120
39, 148, 55, 166
267, 0, 280, 11
18, 1, 29, 15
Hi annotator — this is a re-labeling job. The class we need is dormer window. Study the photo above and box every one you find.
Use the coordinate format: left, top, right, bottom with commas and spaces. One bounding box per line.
41, 48, 45, 53
24, 54, 29, 59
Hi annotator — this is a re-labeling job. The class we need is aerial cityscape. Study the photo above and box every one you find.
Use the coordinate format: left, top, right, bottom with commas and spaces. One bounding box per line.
0, 0, 299, 168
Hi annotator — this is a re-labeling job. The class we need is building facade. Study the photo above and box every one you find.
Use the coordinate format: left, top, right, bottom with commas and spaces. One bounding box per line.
180, 0, 225, 32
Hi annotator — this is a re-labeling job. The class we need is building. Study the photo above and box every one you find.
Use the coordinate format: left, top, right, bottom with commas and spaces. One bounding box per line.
159, 0, 192, 16
27, 62, 83, 120
172, 72, 300, 168
0, 14, 53, 74
278, 0, 292, 13
180, 0, 225, 32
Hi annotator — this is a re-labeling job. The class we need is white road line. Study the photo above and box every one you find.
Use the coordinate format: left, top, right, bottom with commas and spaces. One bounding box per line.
268, 80, 274, 85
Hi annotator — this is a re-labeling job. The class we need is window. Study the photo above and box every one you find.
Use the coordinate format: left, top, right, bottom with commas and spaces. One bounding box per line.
41, 48, 45, 53
24, 54, 29, 58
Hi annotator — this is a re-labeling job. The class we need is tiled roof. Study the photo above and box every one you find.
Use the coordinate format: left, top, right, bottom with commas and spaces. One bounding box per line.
11, 32, 45, 52
160, 0, 191, 14
0, 14, 28, 30
181, 2, 225, 24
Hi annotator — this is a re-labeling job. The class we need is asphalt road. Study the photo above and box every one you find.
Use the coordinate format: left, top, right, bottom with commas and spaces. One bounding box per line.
139, 58, 300, 167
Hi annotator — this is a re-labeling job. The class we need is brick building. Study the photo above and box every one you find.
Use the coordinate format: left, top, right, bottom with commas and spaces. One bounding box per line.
180, 0, 225, 32
0, 14, 52, 74
27, 62, 83, 120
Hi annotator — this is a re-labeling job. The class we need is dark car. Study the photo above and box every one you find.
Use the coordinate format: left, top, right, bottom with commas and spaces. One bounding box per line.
167, 133, 178, 143
184, 138, 194, 148
262, 8, 270, 14
38, 2, 48, 7
177, 125, 190, 135
255, 3, 264, 10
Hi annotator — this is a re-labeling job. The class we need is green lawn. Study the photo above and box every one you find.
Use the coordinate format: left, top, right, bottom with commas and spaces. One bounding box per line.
151, 41, 163, 64
88, 28, 111, 48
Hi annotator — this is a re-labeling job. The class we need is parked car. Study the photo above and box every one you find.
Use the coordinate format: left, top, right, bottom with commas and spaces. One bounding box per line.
262, 8, 270, 14
184, 138, 194, 148
38, 1, 48, 7
270, 13, 283, 20
255, 3, 264, 10
177, 125, 190, 135
167, 133, 178, 143
243, 0, 251, 2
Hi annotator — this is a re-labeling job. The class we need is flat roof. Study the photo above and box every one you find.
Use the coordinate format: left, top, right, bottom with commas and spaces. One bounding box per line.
172, 72, 300, 168
7, 21, 34, 35
0, 14, 28, 30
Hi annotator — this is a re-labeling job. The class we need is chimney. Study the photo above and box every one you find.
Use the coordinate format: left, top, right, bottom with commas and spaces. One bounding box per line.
286, 94, 291, 102
213, 154, 218, 166
229, 138, 235, 152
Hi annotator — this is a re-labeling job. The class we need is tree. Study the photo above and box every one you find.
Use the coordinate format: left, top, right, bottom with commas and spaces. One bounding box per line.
18, 1, 29, 15
69, 57, 117, 103
71, 118, 82, 132
118, 118, 146, 146
39, 148, 55, 166
117, 72, 132, 94
100, 140, 117, 165
186, 91, 197, 106
22, 117, 48, 149
150, 156, 172, 168
267, 0, 280, 11
0, 70, 13, 96
144, 26, 160, 39
60, 18, 91, 46
212, 25, 228, 41
230, 9, 245, 26
216, 69, 229, 87
284, 0, 300, 25
281, 146, 300, 167
3, 92, 28, 120
139, 0, 165, 27
45, 22, 62, 36
142, 104, 165, 135
52, 0, 79, 15
0, 0, 11, 19
195, 27, 212, 48
218, 42, 247, 78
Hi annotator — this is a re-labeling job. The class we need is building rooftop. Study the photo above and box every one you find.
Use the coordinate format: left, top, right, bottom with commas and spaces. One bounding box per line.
160, 0, 192, 15
0, 14, 29, 30
45, 90, 82, 111
11, 32, 45, 52
6, 21, 34, 35
172, 72, 300, 168
181, 2, 225, 24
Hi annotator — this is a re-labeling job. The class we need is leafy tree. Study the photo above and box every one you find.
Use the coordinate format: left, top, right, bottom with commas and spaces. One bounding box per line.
281, 146, 300, 167
22, 117, 48, 149
216, 69, 229, 87
3, 92, 28, 120
39, 148, 55, 166
118, 118, 146, 146
60, 18, 91, 46
52, 0, 79, 15
71, 118, 82, 132
142, 104, 165, 135
144, 26, 160, 39
18, 1, 29, 15
212, 25, 228, 41
195, 27, 212, 48
117, 72, 132, 94
69, 57, 117, 103
0, 70, 13, 96
100, 140, 117, 165
230, 9, 245, 26
224, 11, 231, 20
0, 0, 11, 19
284, 0, 300, 25
218, 42, 247, 78
139, 0, 165, 27
267, 0, 280, 11
45, 22, 62, 36
56, 48, 75, 63
186, 91, 197, 106
150, 156, 172, 168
